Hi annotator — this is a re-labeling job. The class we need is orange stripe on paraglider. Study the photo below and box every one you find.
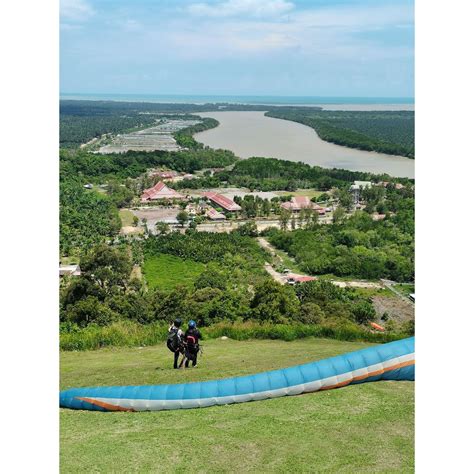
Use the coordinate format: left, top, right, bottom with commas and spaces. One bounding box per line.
76, 397, 136, 412
320, 358, 415, 390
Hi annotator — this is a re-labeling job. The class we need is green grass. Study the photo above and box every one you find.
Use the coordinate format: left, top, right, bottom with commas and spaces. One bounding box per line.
61, 338, 414, 472
119, 209, 135, 227
275, 189, 325, 199
393, 284, 415, 298
143, 253, 206, 290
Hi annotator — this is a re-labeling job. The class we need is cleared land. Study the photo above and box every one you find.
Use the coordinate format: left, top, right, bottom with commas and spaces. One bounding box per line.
61, 338, 414, 472
143, 253, 205, 290
99, 119, 200, 154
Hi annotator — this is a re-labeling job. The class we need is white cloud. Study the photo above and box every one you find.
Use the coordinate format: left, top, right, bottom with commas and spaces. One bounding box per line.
188, 0, 294, 18
158, 2, 412, 60
61, 0, 95, 22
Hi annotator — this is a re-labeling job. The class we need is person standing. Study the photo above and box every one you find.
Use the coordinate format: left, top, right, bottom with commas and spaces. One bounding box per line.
167, 318, 184, 369
183, 320, 202, 368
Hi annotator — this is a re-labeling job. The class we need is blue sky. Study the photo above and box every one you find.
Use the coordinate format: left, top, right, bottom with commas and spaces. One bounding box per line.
60, 0, 414, 97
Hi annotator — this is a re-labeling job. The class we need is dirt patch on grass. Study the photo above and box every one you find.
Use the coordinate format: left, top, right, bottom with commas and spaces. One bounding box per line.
372, 295, 414, 323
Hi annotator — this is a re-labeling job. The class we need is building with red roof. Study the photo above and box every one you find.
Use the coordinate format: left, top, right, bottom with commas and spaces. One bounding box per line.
206, 208, 226, 221
202, 192, 241, 212
281, 196, 324, 214
286, 274, 317, 285
141, 181, 186, 202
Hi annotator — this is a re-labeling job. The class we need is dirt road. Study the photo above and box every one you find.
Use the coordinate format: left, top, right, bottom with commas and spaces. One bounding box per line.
258, 237, 383, 289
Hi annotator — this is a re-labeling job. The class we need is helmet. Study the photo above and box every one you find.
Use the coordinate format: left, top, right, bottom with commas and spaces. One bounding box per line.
174, 318, 182, 327
188, 320, 196, 329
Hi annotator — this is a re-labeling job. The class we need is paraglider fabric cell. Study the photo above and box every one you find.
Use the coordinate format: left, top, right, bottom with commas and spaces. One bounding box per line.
60, 337, 414, 412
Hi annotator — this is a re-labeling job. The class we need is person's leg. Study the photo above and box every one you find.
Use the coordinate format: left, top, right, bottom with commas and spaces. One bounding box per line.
192, 352, 197, 367
185, 358, 190, 368
174, 351, 179, 369
178, 351, 185, 368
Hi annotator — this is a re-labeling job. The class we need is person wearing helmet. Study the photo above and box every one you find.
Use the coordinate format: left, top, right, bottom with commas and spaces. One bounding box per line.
183, 320, 202, 368
167, 318, 184, 369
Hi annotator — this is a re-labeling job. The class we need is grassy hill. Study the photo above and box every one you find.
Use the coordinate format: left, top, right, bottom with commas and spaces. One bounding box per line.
60, 338, 414, 472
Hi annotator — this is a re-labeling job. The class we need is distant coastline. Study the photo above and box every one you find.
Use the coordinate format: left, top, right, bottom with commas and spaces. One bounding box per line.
60, 93, 414, 110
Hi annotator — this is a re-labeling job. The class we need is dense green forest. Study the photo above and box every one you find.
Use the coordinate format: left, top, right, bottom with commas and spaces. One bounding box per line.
60, 179, 121, 254
60, 147, 237, 183
60, 114, 157, 148
174, 156, 412, 192
60, 234, 389, 332
266, 109, 414, 158
174, 117, 219, 149
266, 209, 414, 281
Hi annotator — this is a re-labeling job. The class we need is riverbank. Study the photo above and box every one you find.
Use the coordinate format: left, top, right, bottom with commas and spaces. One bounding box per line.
195, 111, 414, 178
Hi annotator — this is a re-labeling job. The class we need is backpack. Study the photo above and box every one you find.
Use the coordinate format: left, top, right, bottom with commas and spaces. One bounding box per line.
186, 334, 199, 354
167, 328, 179, 352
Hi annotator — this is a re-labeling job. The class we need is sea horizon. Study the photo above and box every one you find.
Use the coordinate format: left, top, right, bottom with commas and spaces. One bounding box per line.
60, 92, 414, 106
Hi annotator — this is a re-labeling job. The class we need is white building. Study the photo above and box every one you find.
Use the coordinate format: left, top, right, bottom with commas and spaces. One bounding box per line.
59, 264, 81, 277
349, 181, 372, 204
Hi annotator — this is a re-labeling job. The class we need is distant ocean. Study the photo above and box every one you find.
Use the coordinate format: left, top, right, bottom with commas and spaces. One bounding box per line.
60, 93, 414, 106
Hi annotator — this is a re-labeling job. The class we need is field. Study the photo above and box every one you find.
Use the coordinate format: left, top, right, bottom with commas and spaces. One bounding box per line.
143, 253, 205, 290
61, 338, 414, 472
119, 209, 136, 227
275, 189, 325, 200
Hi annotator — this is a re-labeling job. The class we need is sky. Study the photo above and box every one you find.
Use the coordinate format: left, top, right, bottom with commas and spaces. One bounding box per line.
60, 0, 414, 98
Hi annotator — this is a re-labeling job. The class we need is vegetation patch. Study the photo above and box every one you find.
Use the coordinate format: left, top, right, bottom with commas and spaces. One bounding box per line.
60, 320, 406, 351
393, 283, 415, 297
143, 253, 206, 290
266, 109, 414, 158
119, 209, 135, 227
266, 210, 414, 281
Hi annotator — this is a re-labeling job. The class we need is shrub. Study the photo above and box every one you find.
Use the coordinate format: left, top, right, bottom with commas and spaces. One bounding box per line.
60, 320, 408, 351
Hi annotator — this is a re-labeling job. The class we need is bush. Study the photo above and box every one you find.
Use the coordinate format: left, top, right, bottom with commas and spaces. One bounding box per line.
60, 320, 408, 351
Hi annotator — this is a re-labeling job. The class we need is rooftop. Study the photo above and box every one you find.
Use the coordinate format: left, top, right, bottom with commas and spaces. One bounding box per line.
281, 196, 323, 212
202, 192, 241, 211
141, 181, 186, 202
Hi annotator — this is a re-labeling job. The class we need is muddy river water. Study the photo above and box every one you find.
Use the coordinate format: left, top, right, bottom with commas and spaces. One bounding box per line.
195, 111, 414, 179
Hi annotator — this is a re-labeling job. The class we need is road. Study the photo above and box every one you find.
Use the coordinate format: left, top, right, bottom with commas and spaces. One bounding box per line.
258, 237, 383, 289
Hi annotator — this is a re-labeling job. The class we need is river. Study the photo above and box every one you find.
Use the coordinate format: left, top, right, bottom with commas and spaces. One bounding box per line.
195, 111, 414, 178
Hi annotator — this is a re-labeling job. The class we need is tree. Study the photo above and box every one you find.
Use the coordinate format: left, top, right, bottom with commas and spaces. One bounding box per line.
262, 199, 271, 217
279, 209, 291, 231
176, 210, 189, 227
250, 280, 300, 323
351, 301, 376, 324
310, 210, 319, 228
334, 188, 353, 210
297, 302, 324, 324
332, 206, 346, 224
236, 222, 258, 237
155, 221, 170, 235
80, 244, 132, 296
64, 296, 117, 327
